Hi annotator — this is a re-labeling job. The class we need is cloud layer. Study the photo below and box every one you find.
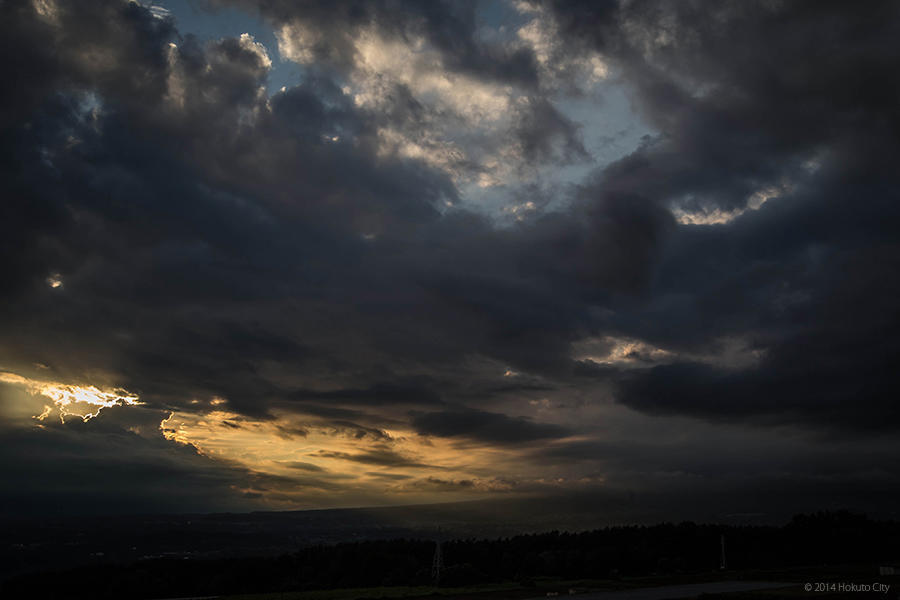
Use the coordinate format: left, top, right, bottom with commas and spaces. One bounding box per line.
1, 0, 899, 517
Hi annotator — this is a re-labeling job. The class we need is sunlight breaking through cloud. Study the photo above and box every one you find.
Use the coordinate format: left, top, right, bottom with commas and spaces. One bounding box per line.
0, 371, 142, 423
672, 182, 794, 225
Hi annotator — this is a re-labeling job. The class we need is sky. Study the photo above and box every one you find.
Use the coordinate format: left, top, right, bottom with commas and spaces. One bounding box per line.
1, 0, 899, 520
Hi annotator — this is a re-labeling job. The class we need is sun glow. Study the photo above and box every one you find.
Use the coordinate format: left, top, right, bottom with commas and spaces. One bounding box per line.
0, 371, 142, 423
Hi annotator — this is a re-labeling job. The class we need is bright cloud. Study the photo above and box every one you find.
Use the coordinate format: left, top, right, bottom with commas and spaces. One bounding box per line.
0, 371, 142, 423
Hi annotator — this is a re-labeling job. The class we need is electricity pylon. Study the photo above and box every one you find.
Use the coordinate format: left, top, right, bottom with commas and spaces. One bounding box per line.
719, 534, 727, 570
431, 539, 443, 584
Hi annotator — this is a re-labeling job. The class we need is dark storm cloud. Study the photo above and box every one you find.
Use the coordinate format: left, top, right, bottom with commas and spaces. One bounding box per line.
284, 404, 382, 424
549, 0, 900, 213
325, 420, 394, 441
411, 407, 570, 444
536, 435, 900, 481
284, 461, 326, 472
0, 0, 458, 419
2, 0, 900, 516
512, 97, 589, 166
4, 0, 894, 431
274, 424, 309, 439
0, 0, 641, 428
539, 0, 900, 433
290, 382, 444, 406
312, 448, 433, 469
413, 477, 476, 491
0, 405, 255, 515
0, 0, 176, 298
366, 471, 412, 481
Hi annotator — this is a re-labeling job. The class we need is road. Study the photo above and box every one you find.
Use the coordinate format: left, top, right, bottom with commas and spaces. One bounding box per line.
533, 580, 793, 600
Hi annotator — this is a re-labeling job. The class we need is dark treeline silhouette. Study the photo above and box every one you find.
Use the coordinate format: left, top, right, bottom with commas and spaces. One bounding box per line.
3, 511, 898, 599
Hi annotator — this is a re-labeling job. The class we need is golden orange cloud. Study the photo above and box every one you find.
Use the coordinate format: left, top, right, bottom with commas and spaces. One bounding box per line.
1, 370, 576, 509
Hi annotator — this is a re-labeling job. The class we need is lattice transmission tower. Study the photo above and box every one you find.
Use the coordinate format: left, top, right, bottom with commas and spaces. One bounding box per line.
719, 534, 728, 570
431, 539, 443, 584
